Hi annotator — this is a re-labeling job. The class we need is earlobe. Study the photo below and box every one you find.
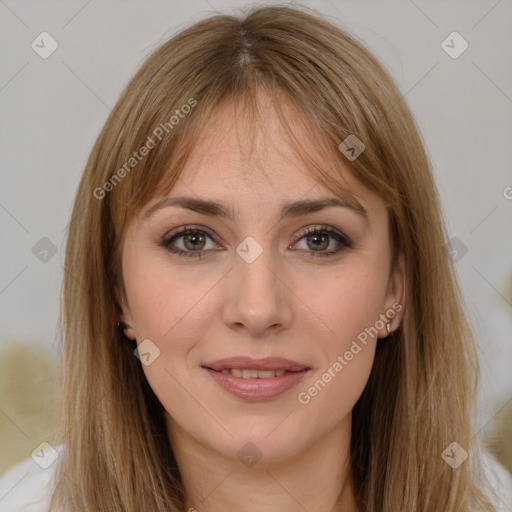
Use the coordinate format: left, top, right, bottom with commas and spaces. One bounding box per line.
118, 296, 136, 341
115, 277, 137, 340
124, 325, 137, 341
391, 252, 406, 311
118, 320, 137, 340
381, 252, 406, 338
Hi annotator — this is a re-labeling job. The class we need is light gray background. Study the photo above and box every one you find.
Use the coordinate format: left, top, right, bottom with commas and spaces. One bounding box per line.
1, 0, 511, 444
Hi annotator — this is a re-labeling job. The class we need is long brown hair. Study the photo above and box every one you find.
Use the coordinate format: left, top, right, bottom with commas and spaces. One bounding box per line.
52, 5, 498, 511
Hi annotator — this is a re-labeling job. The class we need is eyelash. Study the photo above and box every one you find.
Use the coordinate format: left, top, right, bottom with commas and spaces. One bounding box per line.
159, 224, 352, 259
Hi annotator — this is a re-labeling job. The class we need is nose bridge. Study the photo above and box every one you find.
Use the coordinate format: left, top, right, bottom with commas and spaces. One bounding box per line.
234, 234, 281, 304
222, 233, 293, 335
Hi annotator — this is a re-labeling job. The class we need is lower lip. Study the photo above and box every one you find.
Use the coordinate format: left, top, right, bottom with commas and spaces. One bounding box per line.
204, 368, 309, 401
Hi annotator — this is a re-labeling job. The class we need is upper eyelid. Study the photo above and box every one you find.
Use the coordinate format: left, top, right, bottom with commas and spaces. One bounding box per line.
164, 224, 217, 241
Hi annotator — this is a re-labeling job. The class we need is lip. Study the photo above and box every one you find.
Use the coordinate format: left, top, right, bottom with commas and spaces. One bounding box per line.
202, 356, 309, 372
202, 356, 310, 401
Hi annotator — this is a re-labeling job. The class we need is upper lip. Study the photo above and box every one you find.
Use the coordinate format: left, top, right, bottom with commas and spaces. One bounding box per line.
202, 356, 309, 372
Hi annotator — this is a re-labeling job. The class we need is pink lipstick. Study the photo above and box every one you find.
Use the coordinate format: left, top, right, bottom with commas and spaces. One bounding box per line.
202, 356, 310, 401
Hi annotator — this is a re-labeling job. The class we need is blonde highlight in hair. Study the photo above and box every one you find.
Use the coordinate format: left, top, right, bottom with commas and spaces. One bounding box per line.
52, 5, 498, 511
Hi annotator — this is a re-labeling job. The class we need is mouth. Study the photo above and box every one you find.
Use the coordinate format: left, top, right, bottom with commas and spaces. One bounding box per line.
202, 356, 309, 373
208, 368, 289, 378
202, 356, 310, 401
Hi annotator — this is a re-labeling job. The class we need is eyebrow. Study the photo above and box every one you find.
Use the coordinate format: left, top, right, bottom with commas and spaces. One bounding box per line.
143, 195, 368, 223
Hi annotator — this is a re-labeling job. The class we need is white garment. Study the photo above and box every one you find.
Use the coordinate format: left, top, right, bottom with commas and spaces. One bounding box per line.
0, 445, 511, 511
0, 445, 65, 512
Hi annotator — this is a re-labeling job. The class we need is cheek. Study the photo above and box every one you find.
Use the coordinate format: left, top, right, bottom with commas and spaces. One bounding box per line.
122, 250, 223, 391
315, 260, 387, 345
123, 246, 209, 338
295, 290, 380, 418
122, 256, 213, 412
300, 257, 388, 406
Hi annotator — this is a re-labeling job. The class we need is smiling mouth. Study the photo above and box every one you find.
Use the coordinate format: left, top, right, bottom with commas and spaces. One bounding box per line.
207, 368, 291, 378
201, 356, 310, 400
202, 362, 310, 401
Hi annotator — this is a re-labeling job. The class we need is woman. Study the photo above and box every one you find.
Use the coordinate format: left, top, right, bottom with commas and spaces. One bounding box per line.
1, 5, 510, 512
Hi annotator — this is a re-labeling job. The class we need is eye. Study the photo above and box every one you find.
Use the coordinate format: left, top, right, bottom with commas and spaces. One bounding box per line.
291, 225, 352, 257
160, 224, 352, 259
160, 226, 218, 258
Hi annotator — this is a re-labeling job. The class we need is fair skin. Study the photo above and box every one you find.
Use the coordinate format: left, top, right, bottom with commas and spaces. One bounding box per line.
120, 92, 405, 512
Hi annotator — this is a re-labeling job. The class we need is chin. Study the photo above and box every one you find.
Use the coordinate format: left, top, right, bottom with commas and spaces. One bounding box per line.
199, 417, 313, 468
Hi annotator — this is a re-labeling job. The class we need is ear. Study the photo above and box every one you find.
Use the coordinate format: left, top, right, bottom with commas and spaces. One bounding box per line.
119, 315, 137, 341
116, 286, 137, 341
381, 251, 406, 336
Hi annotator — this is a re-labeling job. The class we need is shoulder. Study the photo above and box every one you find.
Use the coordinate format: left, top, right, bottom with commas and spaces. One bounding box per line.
479, 450, 512, 511
0, 444, 65, 512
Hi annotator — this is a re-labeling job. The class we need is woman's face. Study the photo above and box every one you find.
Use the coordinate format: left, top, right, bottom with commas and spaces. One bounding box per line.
120, 94, 404, 466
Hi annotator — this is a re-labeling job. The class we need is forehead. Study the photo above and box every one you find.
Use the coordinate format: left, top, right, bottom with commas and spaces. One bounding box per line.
167, 91, 366, 202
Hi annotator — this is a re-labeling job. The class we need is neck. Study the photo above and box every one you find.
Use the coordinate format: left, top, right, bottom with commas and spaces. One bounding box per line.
167, 415, 359, 512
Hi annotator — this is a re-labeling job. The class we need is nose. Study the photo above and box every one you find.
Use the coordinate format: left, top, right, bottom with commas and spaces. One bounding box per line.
222, 243, 294, 339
